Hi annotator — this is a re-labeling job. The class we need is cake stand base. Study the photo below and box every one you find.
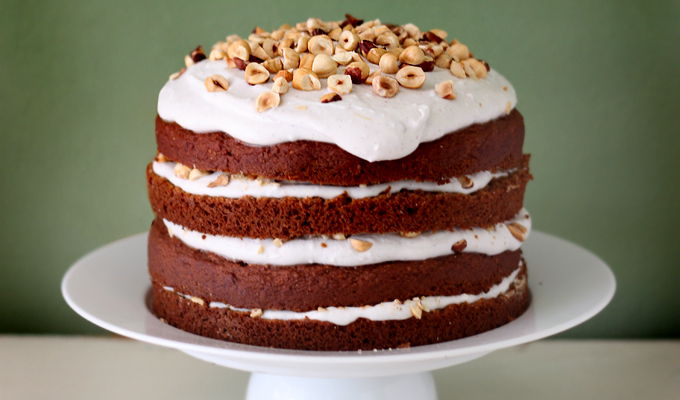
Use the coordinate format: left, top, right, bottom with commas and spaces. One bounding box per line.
245, 372, 436, 400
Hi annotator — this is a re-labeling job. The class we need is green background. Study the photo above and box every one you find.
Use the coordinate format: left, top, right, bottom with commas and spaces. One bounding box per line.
1, 0, 678, 337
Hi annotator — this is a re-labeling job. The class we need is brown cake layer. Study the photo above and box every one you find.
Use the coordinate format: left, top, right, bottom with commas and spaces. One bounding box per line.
152, 265, 528, 351
147, 155, 530, 240
149, 217, 523, 311
155, 109, 524, 186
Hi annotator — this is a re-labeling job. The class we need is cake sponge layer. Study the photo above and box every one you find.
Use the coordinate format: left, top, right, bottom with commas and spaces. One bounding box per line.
155, 109, 524, 186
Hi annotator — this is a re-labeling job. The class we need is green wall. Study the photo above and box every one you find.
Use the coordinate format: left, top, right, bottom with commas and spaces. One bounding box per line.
1, 0, 678, 337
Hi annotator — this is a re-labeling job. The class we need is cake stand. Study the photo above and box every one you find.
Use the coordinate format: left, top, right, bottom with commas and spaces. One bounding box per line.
62, 231, 615, 400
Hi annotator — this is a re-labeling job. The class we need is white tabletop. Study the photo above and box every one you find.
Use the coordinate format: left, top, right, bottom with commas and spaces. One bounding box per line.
0, 336, 677, 400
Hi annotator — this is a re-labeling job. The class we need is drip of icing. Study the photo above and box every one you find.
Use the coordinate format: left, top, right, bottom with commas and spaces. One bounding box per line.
162, 209, 531, 267
158, 60, 517, 162
153, 161, 511, 199
164, 264, 523, 326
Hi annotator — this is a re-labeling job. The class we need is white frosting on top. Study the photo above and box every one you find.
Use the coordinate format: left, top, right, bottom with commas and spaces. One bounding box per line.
163, 264, 523, 326
153, 161, 510, 199
162, 208, 530, 267
158, 60, 517, 162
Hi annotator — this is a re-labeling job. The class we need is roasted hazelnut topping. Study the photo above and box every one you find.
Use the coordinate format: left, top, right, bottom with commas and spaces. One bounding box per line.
233, 57, 248, 70
451, 239, 467, 253
308, 35, 334, 55
320, 92, 342, 103
244, 63, 270, 85
292, 68, 321, 90
190, 45, 207, 63
311, 54, 338, 78
372, 75, 399, 98
255, 91, 280, 112
327, 74, 353, 94
204, 74, 229, 92
338, 30, 360, 51
344, 61, 370, 83
435, 80, 456, 100
399, 45, 426, 65
379, 53, 399, 74
396, 66, 426, 89
274, 69, 293, 82
272, 76, 289, 94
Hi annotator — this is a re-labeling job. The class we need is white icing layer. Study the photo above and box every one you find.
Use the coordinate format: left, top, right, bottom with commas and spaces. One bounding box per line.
163, 264, 523, 326
162, 208, 530, 267
158, 60, 517, 162
153, 161, 509, 199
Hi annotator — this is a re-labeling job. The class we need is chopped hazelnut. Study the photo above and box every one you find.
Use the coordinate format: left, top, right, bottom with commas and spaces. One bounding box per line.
244, 63, 270, 85
399, 45, 426, 65
204, 74, 230, 92
272, 76, 289, 94
395, 66, 426, 89
379, 53, 399, 74
292, 68, 321, 91
350, 238, 373, 252
372, 75, 399, 97
338, 30, 360, 51
327, 74, 353, 94
435, 80, 456, 100
308, 35, 334, 55
311, 54, 338, 78
320, 92, 342, 103
255, 91, 280, 112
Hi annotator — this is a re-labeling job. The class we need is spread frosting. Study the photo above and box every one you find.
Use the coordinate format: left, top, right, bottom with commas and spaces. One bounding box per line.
158, 59, 517, 162
152, 161, 510, 199
162, 264, 523, 326
162, 208, 530, 266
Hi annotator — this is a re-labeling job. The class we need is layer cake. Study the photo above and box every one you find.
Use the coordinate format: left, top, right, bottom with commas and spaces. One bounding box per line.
147, 15, 532, 351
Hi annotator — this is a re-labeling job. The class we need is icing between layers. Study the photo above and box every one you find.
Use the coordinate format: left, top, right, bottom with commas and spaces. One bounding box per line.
158, 60, 517, 162
152, 161, 509, 199
162, 208, 531, 267
163, 264, 523, 326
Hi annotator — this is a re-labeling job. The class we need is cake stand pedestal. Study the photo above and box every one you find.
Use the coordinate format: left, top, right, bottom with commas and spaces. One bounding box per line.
62, 231, 615, 400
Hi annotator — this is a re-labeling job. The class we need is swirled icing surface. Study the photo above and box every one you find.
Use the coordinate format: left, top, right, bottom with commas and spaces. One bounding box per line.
157, 60, 517, 162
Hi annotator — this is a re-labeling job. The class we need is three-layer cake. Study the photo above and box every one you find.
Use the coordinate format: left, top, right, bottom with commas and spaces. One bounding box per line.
147, 16, 532, 351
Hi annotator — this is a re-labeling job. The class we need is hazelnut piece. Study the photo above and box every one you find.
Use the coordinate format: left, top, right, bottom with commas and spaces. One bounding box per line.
366, 47, 387, 64
255, 91, 280, 112
350, 238, 373, 252
274, 69, 293, 82
457, 175, 473, 188
399, 45, 426, 65
372, 75, 399, 98
338, 30, 360, 51
507, 223, 528, 242
272, 76, 289, 94
299, 53, 316, 69
379, 53, 399, 74
396, 66, 426, 89
227, 39, 252, 61
173, 163, 191, 179
462, 59, 488, 79
435, 53, 453, 69
262, 58, 283, 74
281, 48, 300, 70
189, 168, 209, 181
204, 74, 230, 92
327, 74, 353, 94
451, 239, 467, 253
435, 80, 456, 100
331, 52, 353, 66
450, 61, 466, 78
311, 54, 338, 78
207, 174, 230, 187
244, 63, 270, 85
320, 92, 342, 103
366, 69, 381, 85
294, 35, 310, 53
308, 35, 334, 55
446, 43, 470, 62
344, 61, 370, 83
292, 68, 321, 91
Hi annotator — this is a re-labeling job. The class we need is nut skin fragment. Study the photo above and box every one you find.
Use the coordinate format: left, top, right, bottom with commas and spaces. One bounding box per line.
399, 46, 425, 65
311, 54, 338, 78
435, 80, 456, 100
507, 223, 528, 242
272, 76, 289, 94
379, 53, 399, 74
451, 239, 467, 253
274, 69, 293, 82
204, 74, 229, 92
308, 35, 334, 55
207, 174, 230, 188
292, 68, 321, 91
338, 30, 360, 51
320, 92, 342, 103
395, 65, 426, 89
255, 91, 281, 112
462, 59, 488, 79
327, 74, 353, 94
372, 75, 399, 98
349, 238, 373, 252
244, 63, 270, 85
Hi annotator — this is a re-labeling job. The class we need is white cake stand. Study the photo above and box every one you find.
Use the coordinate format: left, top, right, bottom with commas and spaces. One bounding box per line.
62, 231, 615, 400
